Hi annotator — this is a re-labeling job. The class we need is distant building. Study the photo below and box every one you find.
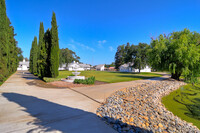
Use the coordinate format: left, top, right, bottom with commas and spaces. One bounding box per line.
59, 61, 91, 71
96, 64, 105, 71
79, 64, 91, 71
119, 62, 151, 72
119, 62, 133, 72
17, 59, 29, 70
109, 67, 115, 70
58, 64, 67, 70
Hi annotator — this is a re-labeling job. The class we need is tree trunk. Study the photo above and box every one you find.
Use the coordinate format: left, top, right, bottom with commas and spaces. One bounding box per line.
171, 72, 181, 80
139, 69, 140, 73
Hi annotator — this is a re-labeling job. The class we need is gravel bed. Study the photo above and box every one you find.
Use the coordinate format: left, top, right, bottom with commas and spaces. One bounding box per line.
96, 80, 200, 133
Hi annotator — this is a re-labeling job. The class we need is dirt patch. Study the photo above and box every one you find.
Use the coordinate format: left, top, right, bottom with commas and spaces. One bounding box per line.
27, 78, 108, 89
48, 81, 91, 88
27, 80, 65, 89
48, 80, 108, 88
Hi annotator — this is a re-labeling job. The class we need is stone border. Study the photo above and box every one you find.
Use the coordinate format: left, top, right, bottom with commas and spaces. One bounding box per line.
96, 80, 200, 133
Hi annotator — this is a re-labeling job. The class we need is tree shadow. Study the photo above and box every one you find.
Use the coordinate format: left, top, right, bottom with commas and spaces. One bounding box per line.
173, 90, 200, 120
2, 93, 151, 133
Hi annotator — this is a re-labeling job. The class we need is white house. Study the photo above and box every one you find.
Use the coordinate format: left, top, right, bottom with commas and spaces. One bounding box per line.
79, 64, 91, 70
58, 64, 67, 70
17, 59, 29, 70
96, 64, 105, 71
119, 62, 151, 72
119, 62, 133, 72
59, 61, 91, 71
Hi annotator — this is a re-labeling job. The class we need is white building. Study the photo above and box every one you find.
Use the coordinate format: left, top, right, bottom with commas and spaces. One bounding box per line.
119, 63, 151, 72
59, 61, 91, 71
96, 64, 105, 71
119, 62, 133, 72
58, 64, 67, 70
17, 59, 29, 70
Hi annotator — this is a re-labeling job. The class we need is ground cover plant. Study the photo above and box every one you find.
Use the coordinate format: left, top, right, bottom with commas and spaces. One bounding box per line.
162, 84, 200, 129
74, 76, 95, 85
43, 70, 162, 83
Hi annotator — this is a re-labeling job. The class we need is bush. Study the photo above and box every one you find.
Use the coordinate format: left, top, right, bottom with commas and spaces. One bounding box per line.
74, 76, 95, 85
33, 73, 38, 76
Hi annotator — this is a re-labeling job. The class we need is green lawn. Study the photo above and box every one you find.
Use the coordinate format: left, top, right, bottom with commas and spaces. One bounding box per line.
162, 84, 200, 129
43, 71, 162, 83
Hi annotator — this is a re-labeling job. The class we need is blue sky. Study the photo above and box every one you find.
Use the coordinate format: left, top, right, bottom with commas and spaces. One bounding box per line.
6, 0, 200, 65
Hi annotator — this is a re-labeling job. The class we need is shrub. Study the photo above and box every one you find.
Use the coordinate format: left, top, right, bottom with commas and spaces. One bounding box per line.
74, 76, 95, 85
34, 73, 38, 76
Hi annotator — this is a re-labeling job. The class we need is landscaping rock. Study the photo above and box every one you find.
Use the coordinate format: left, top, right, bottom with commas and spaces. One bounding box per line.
96, 79, 200, 133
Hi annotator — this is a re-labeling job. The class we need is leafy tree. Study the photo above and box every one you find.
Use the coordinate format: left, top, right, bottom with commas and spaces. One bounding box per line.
148, 29, 200, 82
59, 48, 80, 65
105, 62, 115, 68
37, 22, 47, 78
124, 42, 131, 63
133, 43, 149, 73
50, 12, 59, 78
115, 44, 125, 70
25, 57, 29, 61
17, 47, 24, 61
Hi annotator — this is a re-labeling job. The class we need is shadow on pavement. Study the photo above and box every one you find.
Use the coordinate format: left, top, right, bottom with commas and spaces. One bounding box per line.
2, 93, 151, 133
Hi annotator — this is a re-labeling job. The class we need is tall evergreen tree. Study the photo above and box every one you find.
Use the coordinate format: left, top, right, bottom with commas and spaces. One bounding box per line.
0, 0, 9, 82
37, 22, 47, 78
44, 29, 51, 77
29, 41, 33, 73
7, 18, 18, 73
31, 37, 38, 74
50, 12, 59, 78
0, 0, 19, 84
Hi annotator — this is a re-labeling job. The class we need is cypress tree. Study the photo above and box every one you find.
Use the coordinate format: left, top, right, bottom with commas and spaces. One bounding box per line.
7, 18, 18, 73
0, 0, 20, 84
44, 29, 51, 77
37, 22, 47, 78
50, 12, 59, 78
0, 0, 9, 82
29, 41, 33, 73
32, 37, 38, 74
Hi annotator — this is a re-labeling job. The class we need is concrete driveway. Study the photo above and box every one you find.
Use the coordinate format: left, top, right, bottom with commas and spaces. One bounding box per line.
0, 71, 169, 133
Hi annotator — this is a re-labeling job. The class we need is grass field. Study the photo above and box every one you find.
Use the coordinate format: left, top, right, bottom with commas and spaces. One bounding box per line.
43, 71, 162, 83
162, 84, 200, 129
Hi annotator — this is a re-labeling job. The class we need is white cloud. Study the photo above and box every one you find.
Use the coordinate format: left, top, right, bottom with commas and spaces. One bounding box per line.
67, 44, 76, 50
77, 42, 95, 52
70, 39, 95, 52
98, 40, 107, 48
109, 46, 114, 52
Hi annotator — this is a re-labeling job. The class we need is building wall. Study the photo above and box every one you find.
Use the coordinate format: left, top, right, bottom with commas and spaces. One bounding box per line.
17, 65, 28, 70
68, 67, 84, 71
120, 66, 151, 72
96, 66, 104, 71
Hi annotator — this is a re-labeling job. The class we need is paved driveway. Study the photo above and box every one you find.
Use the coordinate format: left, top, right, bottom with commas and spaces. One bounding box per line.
0, 71, 169, 133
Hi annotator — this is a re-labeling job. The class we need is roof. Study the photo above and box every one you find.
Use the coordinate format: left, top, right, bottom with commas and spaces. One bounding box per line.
79, 64, 90, 68
120, 62, 133, 68
96, 64, 105, 69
